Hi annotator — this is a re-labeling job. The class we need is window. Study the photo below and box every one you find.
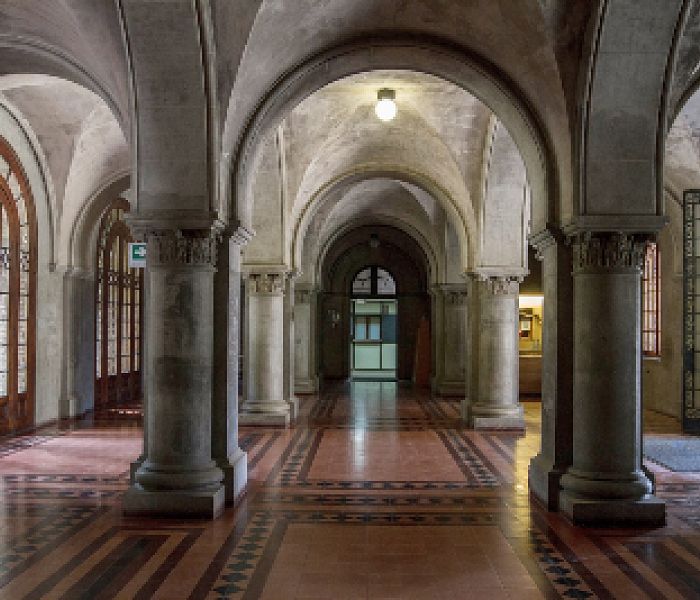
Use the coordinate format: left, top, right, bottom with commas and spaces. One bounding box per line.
0, 138, 36, 435
351, 266, 396, 297
95, 200, 143, 410
642, 242, 660, 356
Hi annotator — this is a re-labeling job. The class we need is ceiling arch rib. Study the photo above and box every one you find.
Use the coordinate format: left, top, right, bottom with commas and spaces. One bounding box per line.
227, 38, 556, 239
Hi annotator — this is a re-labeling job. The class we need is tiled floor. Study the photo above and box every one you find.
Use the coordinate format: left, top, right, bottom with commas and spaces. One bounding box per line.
0, 383, 698, 599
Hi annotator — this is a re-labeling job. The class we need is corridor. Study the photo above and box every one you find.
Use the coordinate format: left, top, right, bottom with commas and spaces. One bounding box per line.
0, 384, 698, 599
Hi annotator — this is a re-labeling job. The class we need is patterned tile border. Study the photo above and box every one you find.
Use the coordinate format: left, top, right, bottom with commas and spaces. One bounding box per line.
203, 510, 604, 600
528, 530, 598, 599
265, 426, 501, 490
0, 504, 108, 586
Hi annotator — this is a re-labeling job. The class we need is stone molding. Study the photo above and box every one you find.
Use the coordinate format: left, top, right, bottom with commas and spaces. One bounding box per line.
295, 289, 314, 304
445, 290, 469, 305
247, 272, 285, 295
228, 224, 255, 247
571, 232, 649, 274
147, 231, 218, 268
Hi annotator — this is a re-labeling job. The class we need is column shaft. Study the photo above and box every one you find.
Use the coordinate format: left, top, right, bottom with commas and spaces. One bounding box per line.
528, 231, 574, 510
212, 232, 250, 504
559, 233, 664, 526
240, 272, 290, 426
124, 231, 224, 518
468, 277, 524, 429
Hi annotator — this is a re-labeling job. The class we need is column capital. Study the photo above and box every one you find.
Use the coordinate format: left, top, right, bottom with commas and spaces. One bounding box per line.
469, 274, 521, 296
529, 226, 565, 261
226, 222, 255, 247
294, 288, 316, 304
570, 231, 651, 275
147, 230, 219, 268
246, 271, 286, 295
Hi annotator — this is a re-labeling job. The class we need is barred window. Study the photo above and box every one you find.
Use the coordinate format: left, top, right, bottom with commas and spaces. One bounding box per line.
95, 200, 143, 410
0, 138, 36, 434
642, 242, 660, 356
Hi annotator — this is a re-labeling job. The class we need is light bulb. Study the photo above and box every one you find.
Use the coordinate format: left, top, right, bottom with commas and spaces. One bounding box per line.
375, 88, 397, 122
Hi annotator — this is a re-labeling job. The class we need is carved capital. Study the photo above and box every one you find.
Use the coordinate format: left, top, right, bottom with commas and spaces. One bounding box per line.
529, 228, 561, 261
147, 230, 218, 268
247, 272, 285, 295
295, 289, 313, 304
446, 291, 468, 305
571, 232, 650, 274
479, 276, 520, 296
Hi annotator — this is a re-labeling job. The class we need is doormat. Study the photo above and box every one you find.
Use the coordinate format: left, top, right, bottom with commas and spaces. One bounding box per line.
644, 436, 700, 472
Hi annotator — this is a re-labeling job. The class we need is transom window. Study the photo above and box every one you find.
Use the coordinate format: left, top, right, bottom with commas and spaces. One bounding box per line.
642, 242, 660, 357
352, 266, 396, 296
95, 200, 143, 411
0, 138, 36, 435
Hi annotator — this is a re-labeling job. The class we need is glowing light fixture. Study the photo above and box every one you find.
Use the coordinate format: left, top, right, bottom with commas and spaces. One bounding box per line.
375, 88, 397, 122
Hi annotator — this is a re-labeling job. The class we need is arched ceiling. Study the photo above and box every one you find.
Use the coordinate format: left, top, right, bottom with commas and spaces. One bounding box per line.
0, 75, 128, 266
0, 0, 129, 127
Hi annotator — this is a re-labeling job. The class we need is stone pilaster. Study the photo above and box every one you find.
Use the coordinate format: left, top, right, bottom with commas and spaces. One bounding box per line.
433, 284, 468, 397
123, 228, 225, 518
294, 287, 319, 394
559, 232, 665, 526
239, 270, 290, 426
283, 274, 299, 419
212, 226, 253, 505
467, 275, 524, 429
528, 228, 574, 511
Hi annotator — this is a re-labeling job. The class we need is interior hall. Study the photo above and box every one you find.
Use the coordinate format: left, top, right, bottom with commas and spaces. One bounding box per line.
0, 1, 699, 598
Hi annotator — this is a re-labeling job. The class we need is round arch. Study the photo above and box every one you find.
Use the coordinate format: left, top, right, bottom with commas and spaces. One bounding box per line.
292, 169, 471, 275
311, 214, 441, 291
225, 37, 555, 237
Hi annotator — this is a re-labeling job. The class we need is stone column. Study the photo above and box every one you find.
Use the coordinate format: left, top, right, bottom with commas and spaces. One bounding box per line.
294, 287, 318, 394
468, 276, 524, 429
123, 229, 224, 518
283, 275, 299, 419
559, 233, 665, 526
434, 285, 468, 396
528, 230, 574, 510
239, 271, 290, 426
60, 268, 95, 419
212, 227, 252, 504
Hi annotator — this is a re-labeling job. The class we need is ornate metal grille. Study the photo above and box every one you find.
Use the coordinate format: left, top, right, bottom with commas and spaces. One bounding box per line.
683, 190, 700, 433
0, 138, 36, 435
95, 200, 142, 410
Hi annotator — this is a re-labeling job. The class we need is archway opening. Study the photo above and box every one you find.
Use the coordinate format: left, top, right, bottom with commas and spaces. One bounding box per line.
350, 266, 398, 381
319, 225, 430, 387
94, 198, 143, 416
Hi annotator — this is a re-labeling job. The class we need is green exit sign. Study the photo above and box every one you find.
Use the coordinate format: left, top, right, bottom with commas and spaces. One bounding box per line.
128, 242, 147, 268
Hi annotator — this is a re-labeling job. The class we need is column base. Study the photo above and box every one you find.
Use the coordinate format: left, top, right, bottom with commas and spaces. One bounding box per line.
288, 397, 299, 421
217, 448, 248, 505
468, 404, 525, 430
559, 468, 665, 526
435, 381, 466, 396
295, 377, 318, 394
123, 484, 225, 519
240, 402, 290, 427
130, 455, 145, 484
559, 491, 665, 527
529, 454, 566, 511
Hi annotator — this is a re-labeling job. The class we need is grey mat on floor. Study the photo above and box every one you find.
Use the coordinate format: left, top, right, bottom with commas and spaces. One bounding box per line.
644, 436, 700, 472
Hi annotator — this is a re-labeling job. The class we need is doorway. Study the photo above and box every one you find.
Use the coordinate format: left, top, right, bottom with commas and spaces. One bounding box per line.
351, 298, 398, 380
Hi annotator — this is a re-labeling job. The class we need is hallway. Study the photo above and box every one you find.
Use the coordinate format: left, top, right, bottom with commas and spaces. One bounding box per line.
0, 385, 697, 599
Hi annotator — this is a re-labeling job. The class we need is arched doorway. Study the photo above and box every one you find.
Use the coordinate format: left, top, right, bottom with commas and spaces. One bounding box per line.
319, 225, 430, 384
0, 137, 37, 435
350, 266, 398, 380
94, 199, 143, 412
